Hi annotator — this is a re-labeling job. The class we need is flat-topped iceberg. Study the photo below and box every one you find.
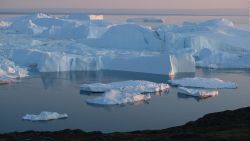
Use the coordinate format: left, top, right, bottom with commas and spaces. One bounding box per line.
22, 111, 68, 121
169, 77, 237, 89
81, 80, 169, 93
127, 17, 164, 23
178, 87, 219, 98
86, 89, 151, 105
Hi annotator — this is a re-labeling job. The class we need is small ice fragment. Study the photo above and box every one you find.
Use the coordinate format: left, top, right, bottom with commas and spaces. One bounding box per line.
168, 77, 237, 89
178, 87, 218, 98
22, 111, 68, 121
86, 89, 151, 105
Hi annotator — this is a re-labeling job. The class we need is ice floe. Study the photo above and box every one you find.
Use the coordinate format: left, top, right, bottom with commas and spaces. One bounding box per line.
169, 77, 237, 89
178, 87, 219, 98
80, 80, 169, 93
22, 111, 68, 121
86, 89, 151, 105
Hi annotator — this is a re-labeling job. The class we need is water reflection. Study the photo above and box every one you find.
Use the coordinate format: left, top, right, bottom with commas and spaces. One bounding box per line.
177, 92, 215, 102
39, 70, 172, 89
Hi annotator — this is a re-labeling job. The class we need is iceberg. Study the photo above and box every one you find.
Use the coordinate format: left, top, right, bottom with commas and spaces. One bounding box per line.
7, 13, 90, 39
169, 77, 237, 89
10, 49, 102, 72
0, 56, 28, 84
178, 87, 219, 98
2, 14, 250, 75
86, 89, 151, 105
80, 80, 169, 93
22, 111, 68, 121
169, 52, 195, 75
85, 24, 162, 51
127, 17, 164, 23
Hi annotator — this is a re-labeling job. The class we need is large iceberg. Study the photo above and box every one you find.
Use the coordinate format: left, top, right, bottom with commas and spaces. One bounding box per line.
156, 19, 250, 69
86, 89, 151, 105
169, 77, 237, 89
81, 80, 169, 93
1, 13, 250, 75
178, 87, 219, 98
22, 111, 68, 121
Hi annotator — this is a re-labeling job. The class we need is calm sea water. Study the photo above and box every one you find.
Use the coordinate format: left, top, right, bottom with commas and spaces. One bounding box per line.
0, 69, 250, 133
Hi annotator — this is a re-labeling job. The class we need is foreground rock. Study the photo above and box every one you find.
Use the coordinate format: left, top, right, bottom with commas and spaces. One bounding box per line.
1, 106, 250, 141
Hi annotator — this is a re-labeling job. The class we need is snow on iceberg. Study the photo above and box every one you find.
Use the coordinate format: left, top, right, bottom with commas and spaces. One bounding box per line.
156, 18, 250, 69
22, 111, 68, 121
86, 89, 151, 105
0, 56, 28, 84
86, 24, 162, 51
169, 77, 237, 89
80, 80, 169, 93
178, 87, 218, 98
7, 13, 89, 39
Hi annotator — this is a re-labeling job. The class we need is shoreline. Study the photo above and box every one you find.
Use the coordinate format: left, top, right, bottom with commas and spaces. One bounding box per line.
1, 106, 249, 141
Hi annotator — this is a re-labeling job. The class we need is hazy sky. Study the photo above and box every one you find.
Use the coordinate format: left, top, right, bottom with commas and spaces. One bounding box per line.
0, 0, 248, 9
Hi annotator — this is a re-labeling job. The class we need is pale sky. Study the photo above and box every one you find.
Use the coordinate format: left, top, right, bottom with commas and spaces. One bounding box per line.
0, 0, 248, 9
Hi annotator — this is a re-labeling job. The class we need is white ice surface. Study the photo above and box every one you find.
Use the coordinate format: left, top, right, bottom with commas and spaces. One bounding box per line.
169, 52, 195, 75
0, 56, 28, 83
22, 111, 68, 121
86, 89, 151, 105
178, 87, 219, 98
81, 80, 169, 93
169, 77, 237, 89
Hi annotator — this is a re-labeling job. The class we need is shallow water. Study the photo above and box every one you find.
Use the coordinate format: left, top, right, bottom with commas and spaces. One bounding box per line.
0, 69, 250, 133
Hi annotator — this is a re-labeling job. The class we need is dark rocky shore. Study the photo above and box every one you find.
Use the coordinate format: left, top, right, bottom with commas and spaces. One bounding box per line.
1, 106, 250, 141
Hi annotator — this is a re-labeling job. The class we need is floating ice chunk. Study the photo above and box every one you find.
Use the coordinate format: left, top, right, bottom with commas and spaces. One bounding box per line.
169, 77, 237, 89
86, 89, 151, 105
81, 80, 169, 93
178, 87, 219, 98
22, 111, 68, 121
127, 17, 164, 23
